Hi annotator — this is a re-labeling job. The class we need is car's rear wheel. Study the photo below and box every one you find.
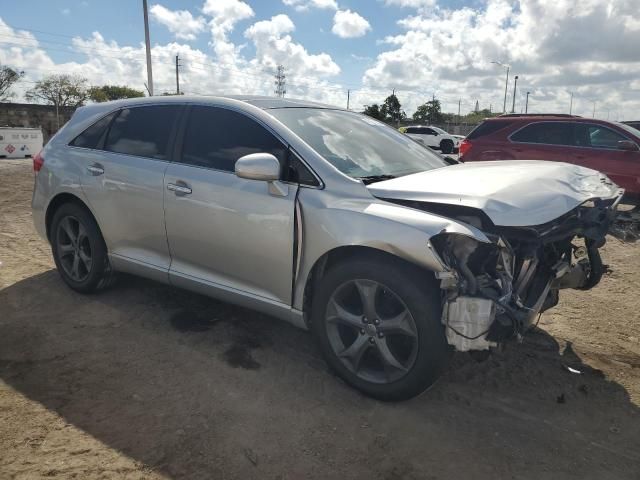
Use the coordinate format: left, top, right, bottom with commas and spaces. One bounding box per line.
51, 203, 113, 293
311, 256, 449, 401
440, 139, 454, 154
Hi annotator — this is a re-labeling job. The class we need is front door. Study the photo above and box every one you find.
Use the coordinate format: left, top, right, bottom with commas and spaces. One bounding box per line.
164, 105, 297, 305
79, 104, 183, 276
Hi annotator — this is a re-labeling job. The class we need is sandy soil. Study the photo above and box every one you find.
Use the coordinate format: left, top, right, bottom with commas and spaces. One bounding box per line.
1, 159, 639, 480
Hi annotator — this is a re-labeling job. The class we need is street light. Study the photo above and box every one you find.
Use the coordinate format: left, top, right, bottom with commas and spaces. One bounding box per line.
491, 61, 510, 113
525, 91, 530, 113
511, 75, 519, 113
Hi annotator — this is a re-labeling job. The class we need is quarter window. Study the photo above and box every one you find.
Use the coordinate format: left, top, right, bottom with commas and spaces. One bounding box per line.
104, 106, 181, 159
70, 112, 116, 149
180, 106, 287, 172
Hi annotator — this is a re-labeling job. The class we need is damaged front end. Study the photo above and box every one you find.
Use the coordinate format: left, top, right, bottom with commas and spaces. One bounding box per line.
429, 198, 620, 352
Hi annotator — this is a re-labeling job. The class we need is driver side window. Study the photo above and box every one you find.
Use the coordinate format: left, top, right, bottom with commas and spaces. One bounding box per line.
180, 106, 287, 172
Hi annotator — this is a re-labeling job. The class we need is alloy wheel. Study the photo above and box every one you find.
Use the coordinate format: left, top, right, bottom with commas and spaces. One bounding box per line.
56, 215, 92, 282
325, 279, 419, 384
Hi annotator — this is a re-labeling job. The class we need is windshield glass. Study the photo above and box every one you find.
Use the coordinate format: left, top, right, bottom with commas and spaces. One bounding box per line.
431, 126, 448, 134
616, 122, 640, 138
269, 108, 448, 180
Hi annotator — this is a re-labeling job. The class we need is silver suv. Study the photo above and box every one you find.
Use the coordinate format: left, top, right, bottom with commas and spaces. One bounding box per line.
32, 96, 623, 400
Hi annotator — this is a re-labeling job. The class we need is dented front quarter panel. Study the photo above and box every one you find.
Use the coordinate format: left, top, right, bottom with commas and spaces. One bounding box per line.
292, 186, 491, 311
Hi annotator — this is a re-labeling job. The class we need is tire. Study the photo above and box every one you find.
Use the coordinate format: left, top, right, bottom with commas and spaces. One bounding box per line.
50, 202, 114, 293
440, 139, 454, 154
311, 256, 450, 401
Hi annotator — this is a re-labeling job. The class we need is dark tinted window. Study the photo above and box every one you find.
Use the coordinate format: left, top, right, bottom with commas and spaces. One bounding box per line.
511, 122, 574, 145
105, 106, 181, 159
70, 112, 116, 149
467, 120, 512, 139
587, 125, 627, 149
284, 150, 320, 187
424, 128, 437, 135
181, 106, 287, 172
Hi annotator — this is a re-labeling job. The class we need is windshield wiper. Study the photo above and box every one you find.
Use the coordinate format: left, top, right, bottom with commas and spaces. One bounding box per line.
358, 174, 396, 185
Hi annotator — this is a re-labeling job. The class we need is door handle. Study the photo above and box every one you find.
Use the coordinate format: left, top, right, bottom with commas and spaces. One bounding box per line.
87, 164, 104, 176
167, 182, 192, 195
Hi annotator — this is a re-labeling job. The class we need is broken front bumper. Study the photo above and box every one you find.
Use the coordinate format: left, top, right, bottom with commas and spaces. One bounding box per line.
434, 196, 623, 352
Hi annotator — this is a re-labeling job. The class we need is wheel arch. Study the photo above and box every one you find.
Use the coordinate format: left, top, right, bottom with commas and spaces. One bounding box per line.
300, 245, 438, 326
45, 192, 101, 243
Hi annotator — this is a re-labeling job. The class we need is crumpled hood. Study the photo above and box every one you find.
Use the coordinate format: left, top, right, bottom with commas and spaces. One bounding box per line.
367, 160, 622, 227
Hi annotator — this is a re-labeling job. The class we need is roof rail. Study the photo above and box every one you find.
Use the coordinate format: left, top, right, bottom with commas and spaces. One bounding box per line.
497, 113, 581, 118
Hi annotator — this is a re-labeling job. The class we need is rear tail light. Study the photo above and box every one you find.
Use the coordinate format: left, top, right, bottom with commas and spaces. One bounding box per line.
33, 150, 44, 173
458, 139, 472, 158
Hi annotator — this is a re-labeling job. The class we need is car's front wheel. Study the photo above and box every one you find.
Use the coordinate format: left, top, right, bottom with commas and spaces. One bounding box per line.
311, 256, 450, 401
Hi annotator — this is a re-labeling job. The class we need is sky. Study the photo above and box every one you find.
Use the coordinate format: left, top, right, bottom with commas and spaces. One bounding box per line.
0, 0, 639, 120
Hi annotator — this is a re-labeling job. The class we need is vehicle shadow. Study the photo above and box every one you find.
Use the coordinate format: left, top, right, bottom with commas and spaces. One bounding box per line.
1, 270, 639, 479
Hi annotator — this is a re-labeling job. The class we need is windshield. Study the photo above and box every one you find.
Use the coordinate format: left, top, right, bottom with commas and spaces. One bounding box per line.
431, 126, 448, 135
269, 108, 448, 180
616, 122, 640, 138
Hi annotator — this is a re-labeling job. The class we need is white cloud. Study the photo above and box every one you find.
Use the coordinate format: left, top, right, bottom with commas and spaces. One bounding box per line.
150, 4, 205, 41
364, 0, 640, 117
332, 10, 371, 38
245, 14, 340, 77
283, 0, 338, 11
202, 0, 254, 66
383, 0, 436, 10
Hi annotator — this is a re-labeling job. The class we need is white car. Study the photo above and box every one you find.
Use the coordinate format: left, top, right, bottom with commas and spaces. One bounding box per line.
405, 126, 460, 154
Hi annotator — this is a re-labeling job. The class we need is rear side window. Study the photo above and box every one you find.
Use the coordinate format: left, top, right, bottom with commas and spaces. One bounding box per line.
467, 120, 512, 140
405, 127, 418, 134
180, 106, 287, 172
70, 112, 116, 149
105, 106, 181, 159
511, 122, 574, 145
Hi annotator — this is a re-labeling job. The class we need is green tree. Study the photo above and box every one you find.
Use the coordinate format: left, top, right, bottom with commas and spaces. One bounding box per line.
412, 99, 443, 124
89, 85, 145, 102
25, 74, 90, 108
380, 94, 405, 125
0, 64, 24, 102
363, 103, 383, 120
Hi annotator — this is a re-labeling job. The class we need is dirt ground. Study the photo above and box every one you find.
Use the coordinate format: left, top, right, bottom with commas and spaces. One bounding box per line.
1, 159, 639, 480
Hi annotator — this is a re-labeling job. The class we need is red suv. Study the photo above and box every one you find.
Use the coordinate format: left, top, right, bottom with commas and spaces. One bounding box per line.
459, 115, 640, 201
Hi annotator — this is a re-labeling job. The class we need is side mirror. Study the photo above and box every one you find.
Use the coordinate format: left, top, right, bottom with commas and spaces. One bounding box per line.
618, 140, 639, 151
235, 153, 280, 181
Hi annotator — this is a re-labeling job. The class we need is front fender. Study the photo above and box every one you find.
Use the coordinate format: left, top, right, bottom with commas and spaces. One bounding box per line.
293, 188, 490, 311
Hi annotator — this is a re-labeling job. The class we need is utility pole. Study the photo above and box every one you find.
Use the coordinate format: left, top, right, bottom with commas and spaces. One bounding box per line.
511, 75, 519, 113
569, 92, 573, 115
175, 54, 181, 95
274, 65, 286, 97
491, 61, 510, 113
347, 89, 350, 110
525, 91, 530, 113
592, 101, 596, 118
142, 0, 154, 96
457, 98, 461, 125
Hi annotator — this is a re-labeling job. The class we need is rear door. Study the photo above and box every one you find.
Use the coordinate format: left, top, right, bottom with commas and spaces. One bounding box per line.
78, 104, 182, 279
508, 121, 575, 163
163, 104, 297, 305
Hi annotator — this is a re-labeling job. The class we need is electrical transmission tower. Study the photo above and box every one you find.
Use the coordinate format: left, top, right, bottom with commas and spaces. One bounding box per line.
274, 65, 286, 98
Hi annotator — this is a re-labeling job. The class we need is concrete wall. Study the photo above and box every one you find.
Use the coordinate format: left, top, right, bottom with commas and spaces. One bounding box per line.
0, 103, 77, 144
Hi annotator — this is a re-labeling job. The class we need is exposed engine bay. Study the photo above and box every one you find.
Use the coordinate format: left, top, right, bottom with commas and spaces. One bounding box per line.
389, 196, 625, 351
